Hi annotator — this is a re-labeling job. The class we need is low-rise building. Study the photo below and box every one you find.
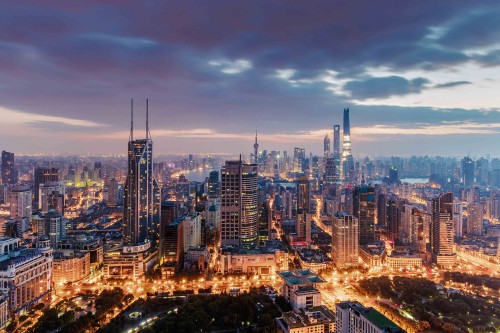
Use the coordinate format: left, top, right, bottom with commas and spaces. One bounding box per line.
219, 242, 288, 276
53, 250, 90, 285
336, 301, 405, 333
276, 306, 335, 333
185, 246, 210, 271
359, 243, 386, 269
103, 241, 157, 279
0, 237, 53, 316
278, 269, 325, 310
387, 251, 422, 269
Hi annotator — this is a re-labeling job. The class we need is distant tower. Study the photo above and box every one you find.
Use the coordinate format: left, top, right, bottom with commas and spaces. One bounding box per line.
341, 108, 354, 181
333, 125, 341, 180
462, 156, 475, 188
1, 151, 16, 185
324, 133, 331, 158
123, 99, 161, 246
253, 130, 259, 165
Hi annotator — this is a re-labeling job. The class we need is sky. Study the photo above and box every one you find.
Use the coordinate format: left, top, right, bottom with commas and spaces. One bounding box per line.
1, 1, 500, 157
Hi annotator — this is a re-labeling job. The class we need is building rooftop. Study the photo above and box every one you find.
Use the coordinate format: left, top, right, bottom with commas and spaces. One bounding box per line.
277, 269, 326, 286
280, 306, 335, 329
339, 302, 404, 332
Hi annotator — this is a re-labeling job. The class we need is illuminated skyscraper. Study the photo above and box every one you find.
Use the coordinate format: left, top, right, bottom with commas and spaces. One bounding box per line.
9, 186, 32, 221
332, 211, 359, 268
220, 159, 258, 249
323, 133, 330, 158
341, 109, 354, 181
467, 202, 483, 236
462, 156, 474, 188
431, 192, 456, 267
353, 185, 375, 245
123, 100, 161, 246
333, 125, 341, 180
1, 151, 16, 185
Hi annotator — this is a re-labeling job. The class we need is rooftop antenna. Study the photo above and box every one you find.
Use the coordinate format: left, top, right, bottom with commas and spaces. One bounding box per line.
130, 99, 134, 142
146, 99, 150, 140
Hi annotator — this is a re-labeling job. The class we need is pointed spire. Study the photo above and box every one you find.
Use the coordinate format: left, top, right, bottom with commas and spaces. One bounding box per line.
146, 99, 149, 140
130, 98, 134, 142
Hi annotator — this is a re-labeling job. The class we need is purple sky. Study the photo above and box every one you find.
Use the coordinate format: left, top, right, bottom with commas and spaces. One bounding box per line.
1, 1, 500, 157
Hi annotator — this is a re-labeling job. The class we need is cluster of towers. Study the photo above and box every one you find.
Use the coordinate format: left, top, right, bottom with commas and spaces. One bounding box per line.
323, 108, 354, 182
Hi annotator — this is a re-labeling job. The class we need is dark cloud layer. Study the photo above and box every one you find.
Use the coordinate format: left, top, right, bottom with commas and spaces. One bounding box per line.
0, 1, 499, 155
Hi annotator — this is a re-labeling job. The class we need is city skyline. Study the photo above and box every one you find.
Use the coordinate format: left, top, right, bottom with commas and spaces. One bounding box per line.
1, 1, 500, 155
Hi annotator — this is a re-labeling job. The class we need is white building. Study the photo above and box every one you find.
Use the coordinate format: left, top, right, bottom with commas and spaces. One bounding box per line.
336, 302, 404, 333
276, 306, 335, 333
219, 246, 288, 276
278, 269, 325, 310
183, 213, 202, 252
9, 187, 32, 222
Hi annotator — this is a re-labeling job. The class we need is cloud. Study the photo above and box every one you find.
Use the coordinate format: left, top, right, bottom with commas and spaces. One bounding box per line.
0, 106, 107, 127
434, 81, 471, 89
343, 76, 430, 100
208, 58, 252, 74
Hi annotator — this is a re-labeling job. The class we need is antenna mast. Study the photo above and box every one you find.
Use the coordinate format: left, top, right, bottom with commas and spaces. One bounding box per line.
130, 98, 134, 142
146, 99, 150, 140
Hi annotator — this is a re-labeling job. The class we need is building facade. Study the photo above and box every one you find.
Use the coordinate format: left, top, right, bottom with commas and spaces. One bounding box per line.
220, 160, 258, 249
332, 212, 359, 269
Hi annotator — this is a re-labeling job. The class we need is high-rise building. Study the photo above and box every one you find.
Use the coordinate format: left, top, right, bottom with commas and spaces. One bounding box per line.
9, 186, 32, 222
33, 210, 66, 246
207, 170, 219, 197
293, 148, 305, 173
1, 151, 16, 185
341, 109, 354, 181
39, 181, 64, 215
353, 185, 376, 245
107, 178, 119, 207
324, 158, 336, 186
332, 211, 359, 268
323, 133, 330, 158
333, 125, 341, 180
253, 130, 259, 165
467, 202, 483, 236
123, 101, 161, 246
431, 192, 456, 267
388, 166, 399, 185
34, 167, 59, 204
220, 159, 258, 249
462, 156, 475, 188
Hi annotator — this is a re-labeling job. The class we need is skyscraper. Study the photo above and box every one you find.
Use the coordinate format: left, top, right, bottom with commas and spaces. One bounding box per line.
353, 185, 376, 245
123, 100, 161, 246
332, 211, 359, 268
323, 133, 330, 158
462, 156, 475, 188
9, 186, 32, 221
34, 167, 59, 205
431, 192, 456, 267
324, 158, 336, 187
1, 151, 16, 185
333, 124, 341, 180
253, 130, 259, 165
220, 159, 258, 249
341, 108, 354, 181
467, 202, 483, 236
207, 170, 219, 197
293, 148, 305, 173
